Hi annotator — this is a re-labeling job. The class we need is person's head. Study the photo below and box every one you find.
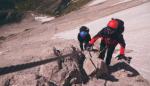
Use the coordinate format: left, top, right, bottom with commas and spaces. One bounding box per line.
79, 26, 89, 33
107, 18, 124, 34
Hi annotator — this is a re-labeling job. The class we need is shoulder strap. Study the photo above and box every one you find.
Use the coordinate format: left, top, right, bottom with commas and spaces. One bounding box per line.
115, 19, 125, 34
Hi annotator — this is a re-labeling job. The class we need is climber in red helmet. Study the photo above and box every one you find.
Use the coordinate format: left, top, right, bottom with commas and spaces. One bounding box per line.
88, 18, 126, 66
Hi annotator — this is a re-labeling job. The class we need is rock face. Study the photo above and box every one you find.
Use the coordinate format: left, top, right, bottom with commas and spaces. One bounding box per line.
0, 46, 150, 86
37, 46, 108, 86
83, 50, 108, 77
9, 74, 37, 86
50, 46, 89, 86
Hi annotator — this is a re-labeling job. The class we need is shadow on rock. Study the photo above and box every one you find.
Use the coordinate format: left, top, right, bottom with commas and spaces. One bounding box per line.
97, 72, 119, 82
89, 68, 119, 82
109, 62, 140, 77
0, 53, 72, 75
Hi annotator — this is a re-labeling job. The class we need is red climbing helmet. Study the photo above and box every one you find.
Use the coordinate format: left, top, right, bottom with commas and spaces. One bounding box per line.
107, 19, 118, 29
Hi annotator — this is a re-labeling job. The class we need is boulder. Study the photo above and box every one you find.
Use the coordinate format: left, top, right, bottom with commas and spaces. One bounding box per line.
83, 51, 108, 77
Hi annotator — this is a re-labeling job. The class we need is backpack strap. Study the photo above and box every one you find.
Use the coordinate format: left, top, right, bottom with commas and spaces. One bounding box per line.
114, 18, 125, 34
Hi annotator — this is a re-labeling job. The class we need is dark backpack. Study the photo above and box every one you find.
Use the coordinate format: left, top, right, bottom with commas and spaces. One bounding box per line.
115, 19, 125, 34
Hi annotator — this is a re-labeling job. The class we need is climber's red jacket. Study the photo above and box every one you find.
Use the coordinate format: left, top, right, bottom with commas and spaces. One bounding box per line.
89, 27, 126, 55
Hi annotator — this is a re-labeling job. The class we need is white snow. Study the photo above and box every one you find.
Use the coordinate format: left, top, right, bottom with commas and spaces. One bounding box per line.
87, 0, 106, 6
34, 16, 55, 23
87, 0, 133, 7
52, 2, 150, 82
112, 0, 133, 6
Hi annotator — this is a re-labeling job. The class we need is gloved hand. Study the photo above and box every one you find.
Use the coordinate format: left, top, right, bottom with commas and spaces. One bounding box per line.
116, 54, 125, 60
86, 43, 93, 51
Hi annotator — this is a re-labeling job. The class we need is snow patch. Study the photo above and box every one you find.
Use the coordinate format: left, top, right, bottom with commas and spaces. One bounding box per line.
31, 13, 55, 23
112, 0, 133, 6
34, 16, 55, 23
87, 0, 133, 7
87, 0, 106, 6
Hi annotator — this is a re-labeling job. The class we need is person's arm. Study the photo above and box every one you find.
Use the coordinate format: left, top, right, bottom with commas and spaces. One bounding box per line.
89, 31, 102, 45
86, 34, 91, 42
116, 34, 128, 60
78, 33, 84, 51
118, 35, 126, 55
89, 34, 91, 40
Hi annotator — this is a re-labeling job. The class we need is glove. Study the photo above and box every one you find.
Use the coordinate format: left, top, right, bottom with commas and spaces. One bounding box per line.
116, 54, 125, 60
86, 43, 93, 51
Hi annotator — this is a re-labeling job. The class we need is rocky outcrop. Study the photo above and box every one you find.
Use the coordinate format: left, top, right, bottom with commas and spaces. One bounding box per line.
0, 46, 149, 86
